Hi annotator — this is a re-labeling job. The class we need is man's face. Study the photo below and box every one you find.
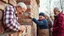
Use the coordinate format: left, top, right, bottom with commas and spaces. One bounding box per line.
16, 6, 27, 14
54, 9, 59, 16
39, 15, 45, 20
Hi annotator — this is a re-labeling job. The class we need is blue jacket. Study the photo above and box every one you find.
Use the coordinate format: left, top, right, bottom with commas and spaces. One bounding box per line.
32, 18, 48, 29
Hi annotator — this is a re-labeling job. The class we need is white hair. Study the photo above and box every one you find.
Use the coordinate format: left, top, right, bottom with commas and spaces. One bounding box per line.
17, 2, 27, 9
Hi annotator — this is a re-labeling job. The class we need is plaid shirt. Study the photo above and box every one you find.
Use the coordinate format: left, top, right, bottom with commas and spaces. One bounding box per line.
3, 5, 20, 31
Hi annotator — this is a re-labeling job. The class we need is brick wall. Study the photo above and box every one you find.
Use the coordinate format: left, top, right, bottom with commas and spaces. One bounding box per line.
17, 0, 39, 36
0, 0, 39, 36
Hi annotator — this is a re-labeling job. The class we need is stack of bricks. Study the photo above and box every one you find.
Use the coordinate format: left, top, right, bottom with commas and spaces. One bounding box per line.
0, 0, 39, 36
17, 0, 39, 36
0, 0, 16, 10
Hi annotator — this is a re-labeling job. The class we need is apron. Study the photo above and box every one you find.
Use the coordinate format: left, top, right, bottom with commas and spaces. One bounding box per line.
38, 27, 49, 36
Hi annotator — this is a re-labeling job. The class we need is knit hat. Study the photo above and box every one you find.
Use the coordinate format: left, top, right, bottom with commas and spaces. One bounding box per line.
39, 12, 45, 16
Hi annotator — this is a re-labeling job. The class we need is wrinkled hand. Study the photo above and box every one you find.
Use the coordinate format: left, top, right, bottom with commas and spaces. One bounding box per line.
19, 25, 26, 32
28, 16, 33, 19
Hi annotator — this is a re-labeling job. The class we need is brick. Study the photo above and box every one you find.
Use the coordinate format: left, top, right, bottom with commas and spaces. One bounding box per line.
26, 8, 31, 12
16, 0, 25, 3
26, 5, 32, 9
36, 0, 40, 5
24, 12, 31, 18
17, 25, 26, 36
17, 15, 24, 19
0, 22, 4, 34
9, 34, 14, 36
10, 33, 18, 36
9, 0, 16, 6
18, 19, 24, 24
3, 0, 8, 3
18, 25, 32, 36
18, 19, 32, 25
23, 19, 32, 23
17, 31, 22, 36
24, 1, 31, 5
0, 1, 5, 10
17, 0, 31, 3
25, 25, 32, 36
0, 34, 9, 36
0, 10, 3, 20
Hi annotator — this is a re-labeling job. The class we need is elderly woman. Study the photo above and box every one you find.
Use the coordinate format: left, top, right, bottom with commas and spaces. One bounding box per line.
52, 7, 64, 36
3, 2, 27, 32
45, 14, 53, 36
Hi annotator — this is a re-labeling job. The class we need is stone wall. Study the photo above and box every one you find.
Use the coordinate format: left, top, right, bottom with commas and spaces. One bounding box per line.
0, 0, 39, 36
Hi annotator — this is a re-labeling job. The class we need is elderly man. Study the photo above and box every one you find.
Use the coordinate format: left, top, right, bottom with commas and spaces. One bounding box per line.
3, 2, 27, 32
52, 7, 64, 36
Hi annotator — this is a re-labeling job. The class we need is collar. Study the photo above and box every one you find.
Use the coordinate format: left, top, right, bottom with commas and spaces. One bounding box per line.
38, 18, 45, 21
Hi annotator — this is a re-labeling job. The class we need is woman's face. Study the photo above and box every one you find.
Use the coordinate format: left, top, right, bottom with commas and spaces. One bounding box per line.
45, 16, 49, 20
39, 15, 45, 19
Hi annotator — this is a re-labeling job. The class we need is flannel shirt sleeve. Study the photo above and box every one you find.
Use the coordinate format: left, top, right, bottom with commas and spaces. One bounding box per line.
5, 6, 20, 31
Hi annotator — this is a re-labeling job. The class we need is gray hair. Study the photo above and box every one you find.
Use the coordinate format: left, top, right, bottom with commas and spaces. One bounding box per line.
54, 7, 60, 12
17, 2, 27, 9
